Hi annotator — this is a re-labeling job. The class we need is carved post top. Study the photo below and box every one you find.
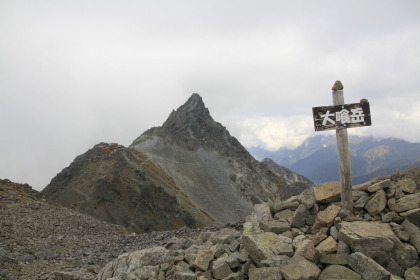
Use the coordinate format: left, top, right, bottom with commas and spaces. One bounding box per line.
332, 80, 344, 91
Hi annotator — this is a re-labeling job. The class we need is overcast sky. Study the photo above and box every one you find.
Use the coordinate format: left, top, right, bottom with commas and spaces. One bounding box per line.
1, 0, 420, 191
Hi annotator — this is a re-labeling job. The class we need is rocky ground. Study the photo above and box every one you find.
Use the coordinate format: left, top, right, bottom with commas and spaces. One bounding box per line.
0, 179, 239, 280
1, 167, 420, 280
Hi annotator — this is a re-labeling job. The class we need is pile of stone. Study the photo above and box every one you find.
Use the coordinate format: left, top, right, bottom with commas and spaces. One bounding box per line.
97, 172, 420, 280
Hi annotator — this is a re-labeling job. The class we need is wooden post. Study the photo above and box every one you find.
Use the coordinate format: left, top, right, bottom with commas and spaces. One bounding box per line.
332, 80, 353, 213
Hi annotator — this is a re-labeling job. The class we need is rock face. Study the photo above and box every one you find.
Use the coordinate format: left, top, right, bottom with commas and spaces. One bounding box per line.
130, 93, 312, 226
96, 167, 420, 280
42, 144, 206, 233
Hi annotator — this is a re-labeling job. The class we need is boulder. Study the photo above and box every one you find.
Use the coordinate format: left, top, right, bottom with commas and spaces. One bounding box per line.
249, 267, 283, 280
294, 239, 320, 263
242, 232, 293, 267
274, 200, 300, 212
400, 208, 420, 227
314, 182, 341, 203
405, 266, 420, 280
279, 256, 321, 280
274, 209, 293, 221
316, 236, 337, 255
192, 250, 214, 271
299, 188, 316, 209
212, 259, 232, 279
401, 220, 420, 253
318, 265, 361, 280
316, 204, 341, 227
244, 203, 272, 234
365, 189, 387, 216
396, 178, 416, 193
97, 247, 169, 280
338, 221, 419, 272
388, 192, 420, 213
290, 204, 310, 228
348, 252, 390, 280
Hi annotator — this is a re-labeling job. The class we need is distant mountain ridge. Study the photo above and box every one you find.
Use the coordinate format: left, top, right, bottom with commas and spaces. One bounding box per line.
248, 135, 420, 185
43, 94, 313, 232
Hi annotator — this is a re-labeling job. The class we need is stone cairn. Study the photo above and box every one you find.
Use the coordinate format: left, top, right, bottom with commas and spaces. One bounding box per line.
97, 174, 420, 280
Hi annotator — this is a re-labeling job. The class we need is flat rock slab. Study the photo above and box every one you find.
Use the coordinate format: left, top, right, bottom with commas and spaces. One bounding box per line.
314, 182, 341, 203
242, 232, 293, 267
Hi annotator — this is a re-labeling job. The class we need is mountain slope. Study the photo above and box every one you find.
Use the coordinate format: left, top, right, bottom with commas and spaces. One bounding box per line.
42, 143, 208, 233
130, 93, 312, 225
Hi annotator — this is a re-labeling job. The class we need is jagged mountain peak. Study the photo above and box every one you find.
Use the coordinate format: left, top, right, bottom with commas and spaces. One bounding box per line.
162, 93, 213, 130
133, 93, 248, 158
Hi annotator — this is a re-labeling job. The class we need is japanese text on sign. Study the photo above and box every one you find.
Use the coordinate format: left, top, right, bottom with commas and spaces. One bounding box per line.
312, 102, 371, 131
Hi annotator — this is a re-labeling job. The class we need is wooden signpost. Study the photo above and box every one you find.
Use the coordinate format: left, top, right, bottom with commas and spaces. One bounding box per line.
312, 81, 372, 213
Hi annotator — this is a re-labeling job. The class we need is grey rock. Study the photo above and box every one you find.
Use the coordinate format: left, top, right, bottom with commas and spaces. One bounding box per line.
314, 181, 341, 203
388, 193, 420, 213
290, 204, 310, 228
381, 212, 396, 223
402, 220, 420, 253
259, 220, 290, 234
212, 260, 232, 279
319, 254, 349, 265
349, 252, 390, 280
319, 265, 361, 280
299, 188, 316, 210
330, 226, 338, 240
405, 266, 420, 280
274, 209, 293, 221
354, 196, 370, 209
97, 247, 170, 280
294, 239, 320, 263
367, 179, 393, 193
397, 178, 416, 193
274, 201, 300, 212
365, 189, 387, 216
192, 250, 214, 271
337, 241, 351, 255
339, 221, 419, 271
249, 267, 283, 280
260, 255, 290, 267
279, 256, 321, 280
316, 204, 341, 227
400, 208, 420, 227
242, 233, 293, 267
176, 271, 196, 280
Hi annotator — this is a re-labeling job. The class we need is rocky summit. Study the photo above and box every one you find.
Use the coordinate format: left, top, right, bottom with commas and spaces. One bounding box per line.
130, 93, 312, 226
43, 93, 312, 233
94, 167, 420, 280
4, 167, 419, 279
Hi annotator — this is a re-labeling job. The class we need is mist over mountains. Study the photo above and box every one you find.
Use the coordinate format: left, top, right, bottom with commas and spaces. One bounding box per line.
248, 135, 420, 185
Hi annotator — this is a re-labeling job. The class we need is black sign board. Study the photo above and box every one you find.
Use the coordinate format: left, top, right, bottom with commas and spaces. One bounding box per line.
312, 102, 371, 131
